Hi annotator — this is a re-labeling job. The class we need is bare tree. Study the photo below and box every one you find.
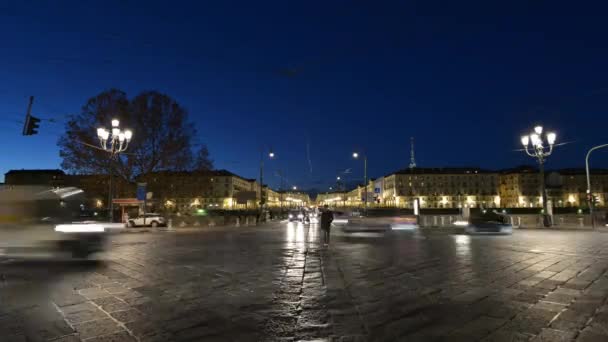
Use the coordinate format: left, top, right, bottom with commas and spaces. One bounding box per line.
58, 89, 204, 180
193, 144, 214, 171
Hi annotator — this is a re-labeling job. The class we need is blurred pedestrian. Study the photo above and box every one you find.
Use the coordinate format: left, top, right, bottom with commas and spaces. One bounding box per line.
320, 205, 333, 246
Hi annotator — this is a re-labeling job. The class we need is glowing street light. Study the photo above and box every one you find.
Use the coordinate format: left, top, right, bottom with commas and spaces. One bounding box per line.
352, 151, 368, 216
97, 118, 132, 220
259, 148, 275, 220
521, 125, 556, 227
292, 186, 297, 190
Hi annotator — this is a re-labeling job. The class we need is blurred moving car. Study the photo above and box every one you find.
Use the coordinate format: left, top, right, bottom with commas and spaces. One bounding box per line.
462, 210, 513, 235
342, 216, 419, 232
73, 209, 126, 230
288, 210, 305, 222
0, 186, 108, 259
389, 216, 420, 231
127, 213, 166, 227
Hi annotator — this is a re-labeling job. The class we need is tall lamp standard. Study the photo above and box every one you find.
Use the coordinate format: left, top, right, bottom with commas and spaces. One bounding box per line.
259, 150, 275, 221
585, 144, 608, 229
521, 126, 556, 227
352, 152, 368, 216
97, 119, 132, 222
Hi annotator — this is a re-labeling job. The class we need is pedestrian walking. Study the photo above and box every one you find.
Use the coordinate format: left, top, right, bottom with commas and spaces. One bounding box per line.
320, 205, 333, 246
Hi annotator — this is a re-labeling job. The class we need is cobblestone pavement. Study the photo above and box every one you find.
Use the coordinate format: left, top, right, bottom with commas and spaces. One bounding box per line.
3, 224, 608, 341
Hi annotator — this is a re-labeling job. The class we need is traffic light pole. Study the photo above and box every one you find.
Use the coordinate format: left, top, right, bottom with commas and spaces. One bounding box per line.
22, 96, 34, 135
586, 144, 608, 229
22, 96, 41, 136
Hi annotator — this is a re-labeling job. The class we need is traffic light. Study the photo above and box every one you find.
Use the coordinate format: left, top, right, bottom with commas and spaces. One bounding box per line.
22, 115, 40, 135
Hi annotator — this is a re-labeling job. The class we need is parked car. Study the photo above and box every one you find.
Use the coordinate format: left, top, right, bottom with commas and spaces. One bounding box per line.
127, 213, 166, 227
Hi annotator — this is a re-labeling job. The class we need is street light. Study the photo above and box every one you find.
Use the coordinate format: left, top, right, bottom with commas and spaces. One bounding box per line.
521, 125, 556, 227
585, 144, 608, 229
97, 118, 132, 221
352, 151, 368, 216
292, 186, 297, 190
259, 149, 275, 221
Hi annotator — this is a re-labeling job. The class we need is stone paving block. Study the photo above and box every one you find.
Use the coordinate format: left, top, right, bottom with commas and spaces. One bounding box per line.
109, 309, 144, 324
532, 301, 567, 313
78, 288, 112, 300
23, 318, 75, 341
519, 277, 545, 287
480, 327, 533, 341
73, 318, 124, 340
84, 331, 136, 342
550, 309, 590, 331
52, 335, 81, 342
368, 313, 431, 341
92, 297, 130, 313
544, 288, 581, 304
503, 308, 557, 335
124, 320, 168, 339
104, 286, 130, 295
448, 316, 507, 340
513, 288, 548, 304
451, 288, 492, 304
570, 299, 602, 315
61, 302, 108, 324
531, 328, 576, 342
112, 290, 143, 302
52, 292, 88, 307
551, 271, 578, 283
535, 279, 562, 290
484, 300, 531, 319
576, 326, 608, 342
564, 278, 593, 290
122, 296, 151, 306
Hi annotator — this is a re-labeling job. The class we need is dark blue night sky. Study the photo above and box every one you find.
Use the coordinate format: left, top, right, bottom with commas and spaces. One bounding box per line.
2, 1, 608, 190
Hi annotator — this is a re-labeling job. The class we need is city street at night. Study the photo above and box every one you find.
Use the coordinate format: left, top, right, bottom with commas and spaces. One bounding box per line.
3, 224, 608, 341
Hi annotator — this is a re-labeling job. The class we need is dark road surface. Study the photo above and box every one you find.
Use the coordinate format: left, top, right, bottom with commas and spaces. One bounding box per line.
3, 223, 608, 341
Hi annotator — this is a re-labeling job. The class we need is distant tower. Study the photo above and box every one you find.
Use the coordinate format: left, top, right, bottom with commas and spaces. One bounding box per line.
409, 137, 417, 169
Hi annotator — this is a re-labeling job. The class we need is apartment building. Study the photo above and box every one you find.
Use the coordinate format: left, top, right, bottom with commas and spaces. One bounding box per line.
382, 168, 499, 208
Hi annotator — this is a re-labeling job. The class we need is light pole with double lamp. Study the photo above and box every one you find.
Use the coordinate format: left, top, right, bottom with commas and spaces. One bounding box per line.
585, 144, 608, 229
521, 125, 556, 227
352, 152, 368, 216
97, 119, 132, 222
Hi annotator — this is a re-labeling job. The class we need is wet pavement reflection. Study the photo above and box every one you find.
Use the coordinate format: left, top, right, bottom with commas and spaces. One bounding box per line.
2, 225, 608, 340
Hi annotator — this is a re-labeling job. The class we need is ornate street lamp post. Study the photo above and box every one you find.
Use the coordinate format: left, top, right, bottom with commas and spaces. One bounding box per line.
97, 119, 132, 221
521, 125, 556, 227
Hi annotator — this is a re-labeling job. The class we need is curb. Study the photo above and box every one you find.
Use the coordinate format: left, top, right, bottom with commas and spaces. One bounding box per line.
110, 221, 285, 234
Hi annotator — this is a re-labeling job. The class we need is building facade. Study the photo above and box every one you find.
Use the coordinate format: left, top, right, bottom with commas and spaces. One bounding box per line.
382, 168, 499, 209
280, 191, 311, 207
316, 191, 347, 207
498, 166, 542, 208
5, 169, 67, 187
136, 170, 262, 212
